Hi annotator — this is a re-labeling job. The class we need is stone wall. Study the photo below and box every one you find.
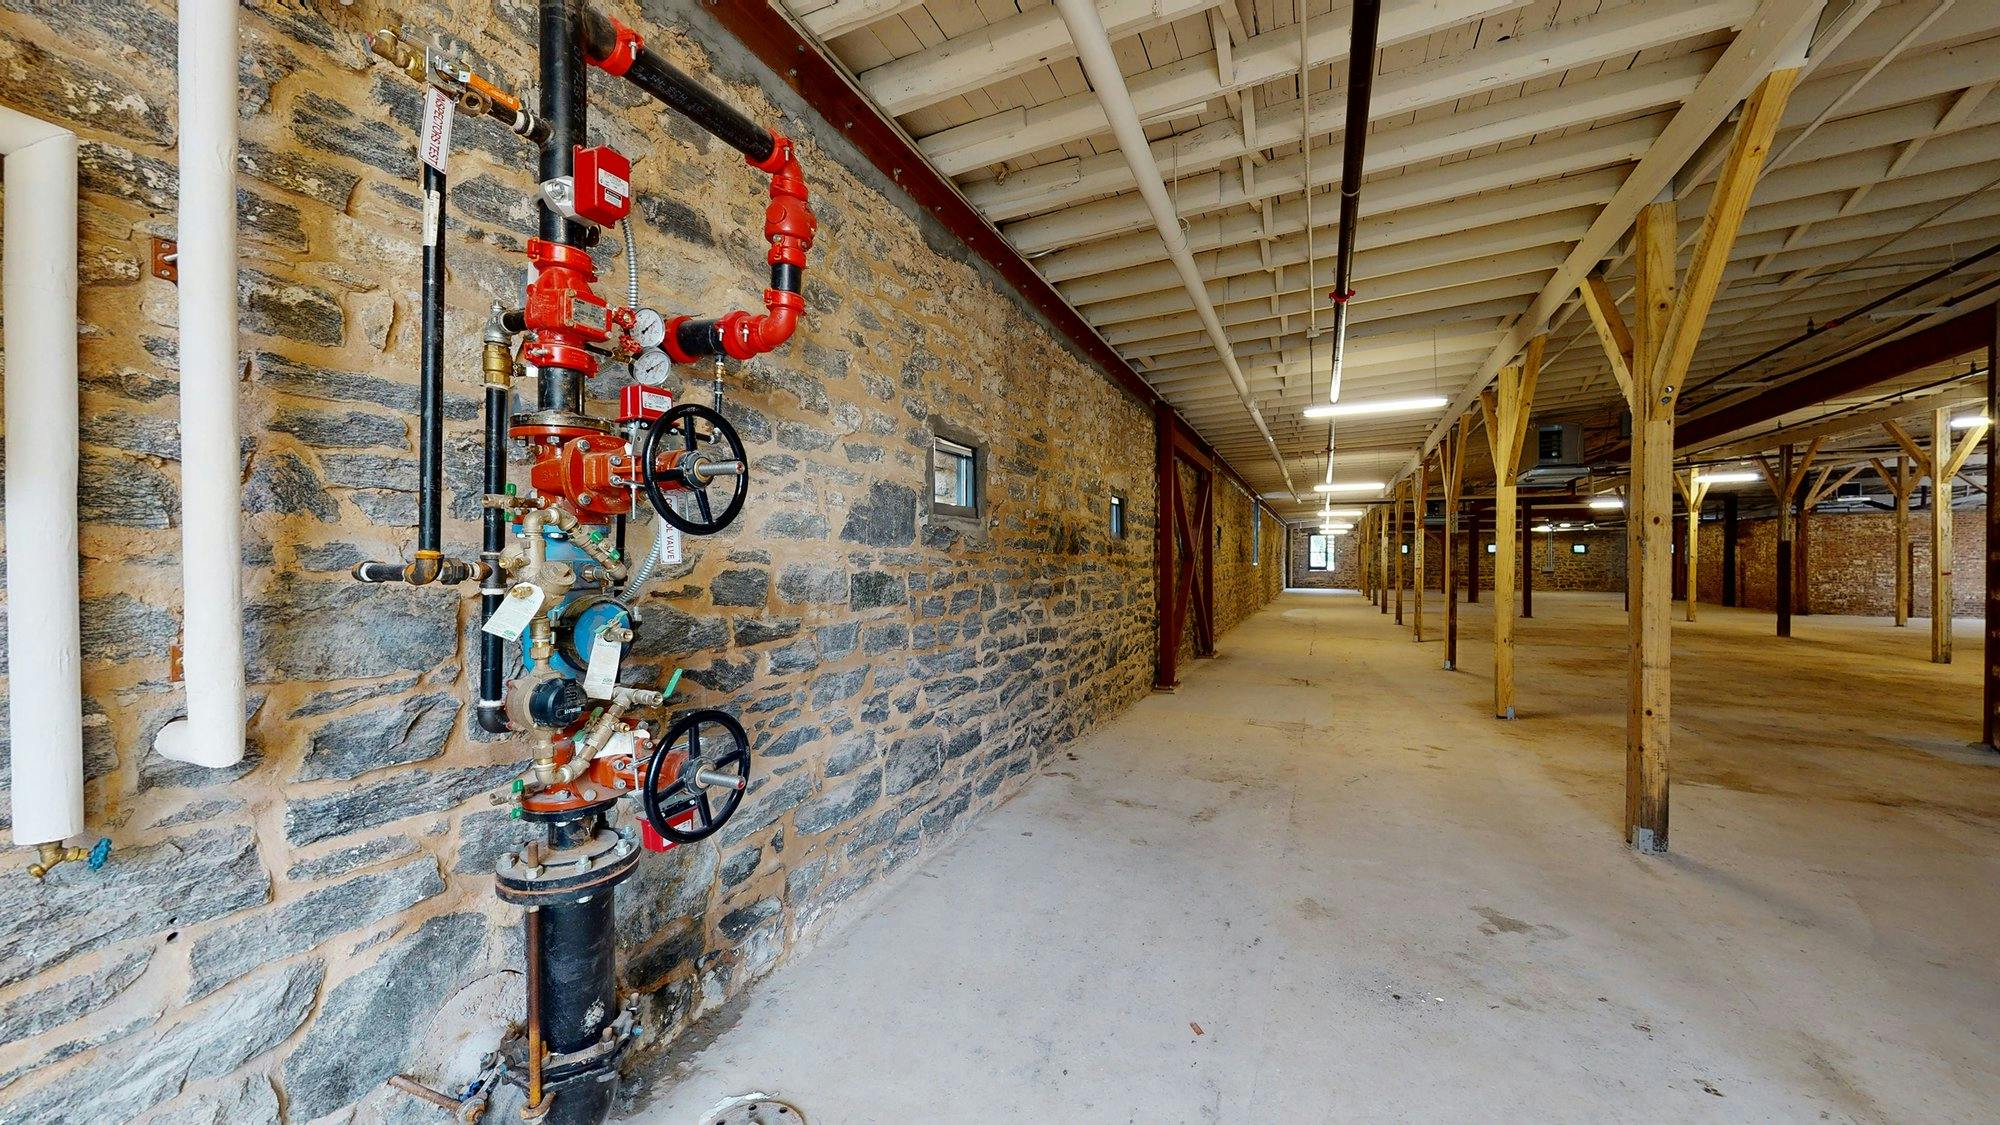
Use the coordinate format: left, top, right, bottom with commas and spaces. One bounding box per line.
1696, 505, 1988, 616
0, 2, 1274, 1120
1214, 478, 1284, 633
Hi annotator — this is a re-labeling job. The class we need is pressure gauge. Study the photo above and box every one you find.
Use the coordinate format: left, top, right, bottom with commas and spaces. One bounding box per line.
634, 348, 672, 386
633, 308, 668, 350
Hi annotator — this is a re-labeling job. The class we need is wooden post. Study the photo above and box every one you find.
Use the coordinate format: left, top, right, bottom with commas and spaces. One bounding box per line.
1603, 66, 1797, 853
1379, 506, 1391, 614
1442, 419, 1469, 670
1755, 437, 1822, 639
1933, 407, 1956, 663
1721, 493, 1739, 606
1393, 482, 1406, 625
1412, 459, 1427, 643
1627, 198, 1677, 854
1778, 445, 1795, 636
1480, 337, 1542, 720
1466, 503, 1482, 603
1519, 497, 1535, 620
1675, 473, 1712, 621
1986, 308, 1999, 748
1871, 455, 1917, 627
1890, 412, 1989, 661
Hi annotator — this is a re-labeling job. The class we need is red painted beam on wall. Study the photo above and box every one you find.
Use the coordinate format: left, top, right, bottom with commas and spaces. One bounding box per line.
1676, 305, 1999, 450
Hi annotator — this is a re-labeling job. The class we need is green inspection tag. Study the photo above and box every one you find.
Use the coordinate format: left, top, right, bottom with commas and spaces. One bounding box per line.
663, 667, 683, 700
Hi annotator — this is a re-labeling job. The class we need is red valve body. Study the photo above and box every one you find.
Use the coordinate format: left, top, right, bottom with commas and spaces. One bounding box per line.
520, 239, 610, 376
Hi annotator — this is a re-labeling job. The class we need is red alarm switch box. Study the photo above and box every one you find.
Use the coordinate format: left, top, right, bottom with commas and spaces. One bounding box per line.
617, 384, 674, 423
574, 145, 632, 228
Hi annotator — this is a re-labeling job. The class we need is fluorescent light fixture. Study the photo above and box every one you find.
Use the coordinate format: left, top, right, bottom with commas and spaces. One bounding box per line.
1301, 395, 1449, 419
1311, 481, 1385, 493
1532, 524, 1556, 534
1587, 496, 1624, 510
1697, 470, 1760, 484
1950, 414, 1990, 429
1318, 507, 1365, 518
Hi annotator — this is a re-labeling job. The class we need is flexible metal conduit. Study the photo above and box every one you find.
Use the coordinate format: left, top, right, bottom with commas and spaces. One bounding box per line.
1052, 0, 1298, 500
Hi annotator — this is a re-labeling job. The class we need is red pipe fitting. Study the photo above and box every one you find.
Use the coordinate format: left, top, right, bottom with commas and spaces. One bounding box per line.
585, 16, 643, 77
662, 134, 818, 365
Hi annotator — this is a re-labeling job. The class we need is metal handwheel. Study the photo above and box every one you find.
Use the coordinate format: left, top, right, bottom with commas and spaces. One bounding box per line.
640, 402, 748, 535
641, 708, 751, 843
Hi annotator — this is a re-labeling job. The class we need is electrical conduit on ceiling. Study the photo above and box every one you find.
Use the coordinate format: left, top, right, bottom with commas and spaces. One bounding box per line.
153, 0, 246, 768
2, 106, 83, 847
1051, 0, 1299, 501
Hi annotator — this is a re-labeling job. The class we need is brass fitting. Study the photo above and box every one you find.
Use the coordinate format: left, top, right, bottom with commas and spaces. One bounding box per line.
27, 841, 88, 880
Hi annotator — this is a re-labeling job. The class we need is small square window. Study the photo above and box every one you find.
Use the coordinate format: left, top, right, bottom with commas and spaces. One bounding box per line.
1485, 543, 1497, 555
1109, 493, 1126, 539
1571, 542, 1588, 555
1400, 543, 1410, 555
1308, 534, 1330, 570
929, 433, 980, 518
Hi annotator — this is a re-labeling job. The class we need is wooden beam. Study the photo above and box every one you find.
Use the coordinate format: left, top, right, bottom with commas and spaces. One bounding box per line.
1579, 271, 1638, 409
1644, 68, 1802, 409
1627, 199, 1676, 854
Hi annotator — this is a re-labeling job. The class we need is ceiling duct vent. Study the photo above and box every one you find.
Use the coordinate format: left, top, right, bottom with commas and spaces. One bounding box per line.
1518, 422, 1587, 486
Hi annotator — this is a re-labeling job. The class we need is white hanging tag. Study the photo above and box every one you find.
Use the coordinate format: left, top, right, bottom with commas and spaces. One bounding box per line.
420, 85, 455, 174
656, 522, 684, 566
582, 625, 622, 699
480, 582, 545, 639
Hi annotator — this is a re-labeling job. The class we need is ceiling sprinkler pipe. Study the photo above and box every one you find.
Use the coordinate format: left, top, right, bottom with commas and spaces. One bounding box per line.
1325, 0, 1382, 407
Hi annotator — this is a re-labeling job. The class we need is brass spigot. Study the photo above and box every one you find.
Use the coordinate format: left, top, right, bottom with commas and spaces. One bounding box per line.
27, 837, 109, 880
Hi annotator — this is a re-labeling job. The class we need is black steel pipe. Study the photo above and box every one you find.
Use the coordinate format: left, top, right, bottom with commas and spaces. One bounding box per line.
582, 8, 775, 163
1323, 0, 1382, 397
539, 0, 588, 418
477, 377, 510, 734
419, 162, 447, 559
540, 893, 617, 1054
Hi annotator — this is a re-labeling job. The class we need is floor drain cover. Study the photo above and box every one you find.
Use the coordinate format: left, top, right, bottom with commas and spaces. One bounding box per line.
703, 1094, 806, 1125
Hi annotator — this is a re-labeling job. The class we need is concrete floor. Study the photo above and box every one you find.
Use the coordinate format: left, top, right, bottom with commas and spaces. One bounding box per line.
626, 590, 2000, 1123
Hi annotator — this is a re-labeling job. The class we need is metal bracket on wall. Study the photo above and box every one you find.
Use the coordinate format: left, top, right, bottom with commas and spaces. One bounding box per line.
150, 236, 179, 284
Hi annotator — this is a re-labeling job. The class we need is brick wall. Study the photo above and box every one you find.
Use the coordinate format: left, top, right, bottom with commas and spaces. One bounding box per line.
0, 3, 1281, 1120
1697, 505, 1987, 616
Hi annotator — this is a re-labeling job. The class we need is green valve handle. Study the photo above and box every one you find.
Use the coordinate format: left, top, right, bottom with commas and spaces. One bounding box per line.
504, 482, 517, 496
510, 806, 523, 819
510, 778, 524, 795
588, 530, 603, 542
